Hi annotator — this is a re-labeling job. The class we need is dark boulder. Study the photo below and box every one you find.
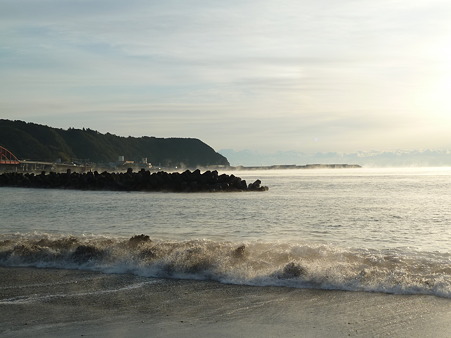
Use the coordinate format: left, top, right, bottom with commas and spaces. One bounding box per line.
277, 262, 306, 279
232, 244, 246, 258
129, 234, 151, 247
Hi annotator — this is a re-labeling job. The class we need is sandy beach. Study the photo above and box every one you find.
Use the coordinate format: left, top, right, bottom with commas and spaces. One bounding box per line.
0, 267, 449, 337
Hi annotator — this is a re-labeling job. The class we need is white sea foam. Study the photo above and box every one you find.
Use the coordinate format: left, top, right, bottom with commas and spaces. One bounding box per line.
0, 280, 158, 305
1, 233, 449, 298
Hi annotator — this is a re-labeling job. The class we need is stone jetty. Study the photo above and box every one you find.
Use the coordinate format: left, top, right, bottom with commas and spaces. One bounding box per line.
0, 168, 268, 192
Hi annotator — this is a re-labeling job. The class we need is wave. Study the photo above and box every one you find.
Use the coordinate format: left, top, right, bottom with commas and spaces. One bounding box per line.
1, 233, 450, 298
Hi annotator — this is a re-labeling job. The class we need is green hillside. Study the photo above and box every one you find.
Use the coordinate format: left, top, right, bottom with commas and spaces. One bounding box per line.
0, 120, 229, 167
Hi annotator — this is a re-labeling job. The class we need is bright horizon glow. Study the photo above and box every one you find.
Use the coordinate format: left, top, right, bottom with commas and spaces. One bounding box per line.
1, 0, 450, 154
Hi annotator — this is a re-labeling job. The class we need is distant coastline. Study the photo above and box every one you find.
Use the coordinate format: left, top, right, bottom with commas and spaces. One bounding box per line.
227, 164, 362, 170
0, 162, 362, 174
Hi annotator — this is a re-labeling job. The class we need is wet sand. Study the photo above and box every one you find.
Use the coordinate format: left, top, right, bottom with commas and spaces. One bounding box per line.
1, 267, 450, 337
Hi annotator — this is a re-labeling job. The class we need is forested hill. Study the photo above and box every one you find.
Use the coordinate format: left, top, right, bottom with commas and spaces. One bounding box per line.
0, 120, 229, 167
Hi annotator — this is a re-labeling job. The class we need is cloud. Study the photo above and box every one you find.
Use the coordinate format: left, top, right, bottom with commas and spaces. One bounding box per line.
1, 0, 451, 153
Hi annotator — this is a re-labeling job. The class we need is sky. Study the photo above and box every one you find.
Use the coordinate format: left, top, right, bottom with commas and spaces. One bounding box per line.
1, 0, 451, 156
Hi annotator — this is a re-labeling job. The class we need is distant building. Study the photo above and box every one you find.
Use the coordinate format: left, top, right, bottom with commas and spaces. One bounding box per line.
115, 155, 152, 170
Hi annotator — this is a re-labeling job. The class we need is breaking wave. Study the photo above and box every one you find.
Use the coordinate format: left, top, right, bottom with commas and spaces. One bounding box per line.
1, 233, 450, 298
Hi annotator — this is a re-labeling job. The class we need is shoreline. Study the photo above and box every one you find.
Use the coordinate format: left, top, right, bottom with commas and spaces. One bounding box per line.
1, 267, 450, 337
0, 163, 362, 175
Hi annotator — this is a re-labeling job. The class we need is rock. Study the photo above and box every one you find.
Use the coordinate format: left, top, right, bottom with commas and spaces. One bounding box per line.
129, 234, 151, 247
278, 262, 306, 279
233, 244, 246, 258
0, 170, 268, 192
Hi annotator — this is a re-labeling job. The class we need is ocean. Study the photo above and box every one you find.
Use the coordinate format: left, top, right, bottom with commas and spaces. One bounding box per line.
1, 167, 450, 337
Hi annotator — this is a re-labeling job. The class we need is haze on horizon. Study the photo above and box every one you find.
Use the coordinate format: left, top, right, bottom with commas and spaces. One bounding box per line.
1, 0, 450, 157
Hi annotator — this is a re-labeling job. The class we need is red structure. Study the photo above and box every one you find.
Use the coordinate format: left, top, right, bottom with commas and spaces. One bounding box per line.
0, 146, 20, 164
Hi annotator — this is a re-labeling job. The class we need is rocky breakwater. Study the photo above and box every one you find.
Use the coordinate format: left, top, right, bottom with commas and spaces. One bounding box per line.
0, 168, 268, 192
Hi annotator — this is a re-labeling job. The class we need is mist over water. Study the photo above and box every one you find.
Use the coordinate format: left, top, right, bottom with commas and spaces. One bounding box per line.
1, 167, 450, 297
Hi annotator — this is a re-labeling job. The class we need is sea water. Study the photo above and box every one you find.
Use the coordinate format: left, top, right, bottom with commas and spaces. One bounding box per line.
0, 167, 450, 298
